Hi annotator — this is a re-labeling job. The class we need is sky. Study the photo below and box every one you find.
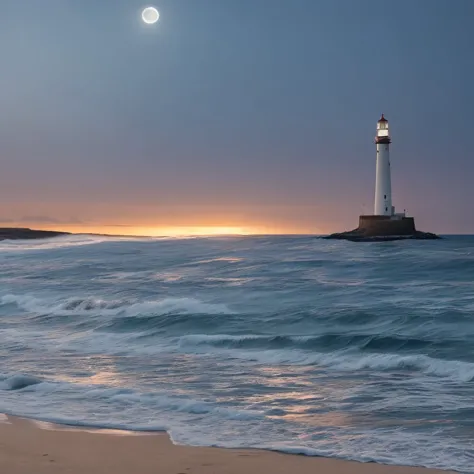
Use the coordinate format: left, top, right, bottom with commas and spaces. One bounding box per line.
0, 0, 473, 235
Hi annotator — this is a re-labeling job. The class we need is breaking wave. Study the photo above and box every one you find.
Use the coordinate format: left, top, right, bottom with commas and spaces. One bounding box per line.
0, 372, 263, 420
179, 334, 474, 382
0, 374, 43, 391
178, 333, 449, 352
0, 294, 233, 318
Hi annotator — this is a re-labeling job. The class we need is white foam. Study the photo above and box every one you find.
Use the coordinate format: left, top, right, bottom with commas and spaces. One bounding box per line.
329, 352, 474, 382
107, 392, 263, 419
16, 415, 169, 434
0, 413, 11, 424
0, 369, 471, 472
0, 373, 262, 421
0, 294, 233, 318
178, 336, 474, 383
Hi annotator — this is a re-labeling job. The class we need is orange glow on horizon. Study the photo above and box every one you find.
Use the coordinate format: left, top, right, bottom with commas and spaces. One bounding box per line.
0, 204, 331, 235
0, 213, 329, 236
16, 224, 269, 237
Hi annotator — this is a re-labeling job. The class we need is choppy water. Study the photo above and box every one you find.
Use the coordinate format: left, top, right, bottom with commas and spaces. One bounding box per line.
1, 234, 473, 472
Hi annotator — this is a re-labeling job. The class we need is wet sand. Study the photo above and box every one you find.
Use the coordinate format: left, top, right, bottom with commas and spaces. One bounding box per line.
0, 415, 454, 474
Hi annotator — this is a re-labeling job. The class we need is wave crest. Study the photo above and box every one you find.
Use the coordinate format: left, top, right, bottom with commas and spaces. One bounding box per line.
1, 294, 233, 318
178, 334, 474, 382
0, 374, 42, 391
178, 333, 444, 352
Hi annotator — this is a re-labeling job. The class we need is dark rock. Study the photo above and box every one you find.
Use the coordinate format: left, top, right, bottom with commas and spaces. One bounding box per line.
0, 227, 70, 241
323, 216, 440, 242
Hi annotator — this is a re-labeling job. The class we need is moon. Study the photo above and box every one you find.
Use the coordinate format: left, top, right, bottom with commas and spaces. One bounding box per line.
141, 7, 159, 25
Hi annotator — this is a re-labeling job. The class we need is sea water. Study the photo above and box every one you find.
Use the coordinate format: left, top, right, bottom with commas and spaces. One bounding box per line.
0, 235, 473, 472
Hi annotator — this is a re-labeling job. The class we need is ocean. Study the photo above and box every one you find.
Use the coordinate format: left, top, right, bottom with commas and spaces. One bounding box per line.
0, 234, 473, 472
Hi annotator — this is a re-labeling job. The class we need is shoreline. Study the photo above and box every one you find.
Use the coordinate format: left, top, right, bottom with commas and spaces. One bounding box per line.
0, 415, 455, 474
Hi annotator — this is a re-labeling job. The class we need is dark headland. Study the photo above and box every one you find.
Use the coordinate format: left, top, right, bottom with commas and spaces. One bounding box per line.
323, 216, 440, 242
0, 227, 70, 241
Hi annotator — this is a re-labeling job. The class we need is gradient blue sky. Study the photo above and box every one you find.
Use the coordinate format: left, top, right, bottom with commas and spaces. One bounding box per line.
0, 0, 473, 234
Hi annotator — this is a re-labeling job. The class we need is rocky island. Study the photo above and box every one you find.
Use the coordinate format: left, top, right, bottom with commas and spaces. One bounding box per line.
0, 228, 70, 241
323, 216, 440, 242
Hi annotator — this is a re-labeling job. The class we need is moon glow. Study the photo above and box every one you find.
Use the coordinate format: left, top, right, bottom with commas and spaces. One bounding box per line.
142, 7, 160, 25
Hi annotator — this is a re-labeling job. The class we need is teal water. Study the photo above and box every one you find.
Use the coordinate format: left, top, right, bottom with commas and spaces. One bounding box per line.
0, 235, 473, 472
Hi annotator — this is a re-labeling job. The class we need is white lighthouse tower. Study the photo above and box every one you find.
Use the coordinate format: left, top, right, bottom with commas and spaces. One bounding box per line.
374, 114, 393, 216
324, 113, 438, 240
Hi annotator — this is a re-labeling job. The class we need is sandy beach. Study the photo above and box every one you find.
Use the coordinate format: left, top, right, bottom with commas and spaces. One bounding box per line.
0, 416, 454, 474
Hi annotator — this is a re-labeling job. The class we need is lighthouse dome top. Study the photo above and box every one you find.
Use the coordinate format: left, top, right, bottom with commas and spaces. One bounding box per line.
378, 114, 388, 122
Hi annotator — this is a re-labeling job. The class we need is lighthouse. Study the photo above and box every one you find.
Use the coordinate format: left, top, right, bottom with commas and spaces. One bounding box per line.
324, 114, 439, 241
374, 114, 393, 216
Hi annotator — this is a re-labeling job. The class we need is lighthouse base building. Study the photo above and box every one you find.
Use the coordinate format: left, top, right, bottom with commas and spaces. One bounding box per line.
325, 115, 439, 242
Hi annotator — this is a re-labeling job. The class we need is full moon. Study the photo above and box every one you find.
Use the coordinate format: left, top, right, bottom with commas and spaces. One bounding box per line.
141, 7, 159, 25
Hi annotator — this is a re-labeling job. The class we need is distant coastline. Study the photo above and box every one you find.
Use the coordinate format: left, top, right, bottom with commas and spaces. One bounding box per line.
0, 227, 169, 241
0, 227, 70, 241
0, 227, 152, 241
